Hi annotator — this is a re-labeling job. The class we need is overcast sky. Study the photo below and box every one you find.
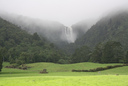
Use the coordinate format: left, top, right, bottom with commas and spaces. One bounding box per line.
0, 0, 128, 26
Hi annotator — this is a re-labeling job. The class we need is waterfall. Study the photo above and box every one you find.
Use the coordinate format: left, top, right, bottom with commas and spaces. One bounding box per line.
65, 26, 75, 43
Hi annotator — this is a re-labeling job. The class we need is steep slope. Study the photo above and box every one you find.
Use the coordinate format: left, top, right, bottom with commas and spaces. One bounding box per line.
0, 13, 93, 54
72, 19, 96, 39
75, 12, 128, 50
0, 17, 65, 64
0, 14, 74, 51
59, 20, 96, 54
0, 14, 65, 43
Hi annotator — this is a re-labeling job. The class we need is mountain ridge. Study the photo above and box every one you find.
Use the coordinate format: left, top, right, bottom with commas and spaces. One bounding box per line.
75, 11, 128, 50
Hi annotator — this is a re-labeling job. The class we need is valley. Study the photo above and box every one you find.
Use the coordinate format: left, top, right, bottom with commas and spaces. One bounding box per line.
0, 9, 128, 86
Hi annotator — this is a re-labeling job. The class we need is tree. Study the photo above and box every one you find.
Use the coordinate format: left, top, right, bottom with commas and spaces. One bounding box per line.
0, 47, 7, 72
102, 41, 124, 63
90, 43, 103, 63
0, 55, 2, 72
0, 17, 65, 64
72, 46, 91, 63
32, 32, 40, 40
0, 47, 7, 62
125, 51, 128, 63
0, 47, 5, 72
18, 52, 32, 65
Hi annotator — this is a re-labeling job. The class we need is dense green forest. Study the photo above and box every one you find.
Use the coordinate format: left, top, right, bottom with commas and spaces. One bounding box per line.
1, 11, 128, 71
0, 50, 2, 71
72, 41, 128, 63
75, 12, 128, 50
72, 12, 128, 63
0, 17, 68, 69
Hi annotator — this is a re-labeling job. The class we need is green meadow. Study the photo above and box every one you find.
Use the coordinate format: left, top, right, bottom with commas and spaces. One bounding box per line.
0, 62, 128, 86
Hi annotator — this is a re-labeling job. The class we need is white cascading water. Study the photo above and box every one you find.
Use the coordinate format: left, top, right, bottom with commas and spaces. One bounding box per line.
65, 26, 75, 43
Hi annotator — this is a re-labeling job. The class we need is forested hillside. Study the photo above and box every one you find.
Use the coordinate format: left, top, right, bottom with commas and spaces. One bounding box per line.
0, 17, 67, 66
72, 12, 128, 63
1, 11, 128, 69
75, 12, 128, 50
0, 14, 94, 54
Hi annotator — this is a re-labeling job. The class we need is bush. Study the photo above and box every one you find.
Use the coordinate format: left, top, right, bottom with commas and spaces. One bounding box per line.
95, 67, 104, 71
22, 66, 27, 70
106, 66, 113, 69
88, 69, 96, 72
113, 65, 123, 67
82, 70, 88, 72
5, 65, 17, 68
72, 69, 76, 72
58, 59, 69, 64
40, 69, 48, 74
123, 64, 128, 66
72, 64, 126, 72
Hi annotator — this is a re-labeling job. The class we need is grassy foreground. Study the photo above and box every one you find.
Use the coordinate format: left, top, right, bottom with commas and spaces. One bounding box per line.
1, 75, 128, 86
0, 62, 128, 86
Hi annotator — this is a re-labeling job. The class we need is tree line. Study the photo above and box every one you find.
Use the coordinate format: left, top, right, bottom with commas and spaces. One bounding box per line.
72, 41, 128, 63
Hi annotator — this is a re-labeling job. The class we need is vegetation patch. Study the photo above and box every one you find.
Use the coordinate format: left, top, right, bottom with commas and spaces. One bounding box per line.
39, 69, 48, 74
5, 64, 31, 70
72, 64, 128, 72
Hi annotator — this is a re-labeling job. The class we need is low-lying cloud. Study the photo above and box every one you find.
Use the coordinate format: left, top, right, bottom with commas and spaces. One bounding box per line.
0, 0, 128, 45
0, 0, 128, 26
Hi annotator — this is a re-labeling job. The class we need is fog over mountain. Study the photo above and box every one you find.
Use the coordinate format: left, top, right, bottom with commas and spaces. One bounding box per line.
0, 12, 95, 45
0, 13, 65, 43
0, 0, 128, 45
0, 0, 128, 26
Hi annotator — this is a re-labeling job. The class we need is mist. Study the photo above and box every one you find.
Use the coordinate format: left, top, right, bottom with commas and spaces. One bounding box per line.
0, 12, 95, 44
0, 13, 66, 43
0, 0, 128, 26
0, 0, 128, 44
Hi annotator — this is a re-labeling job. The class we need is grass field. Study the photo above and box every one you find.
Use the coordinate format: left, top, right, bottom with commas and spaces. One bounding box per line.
0, 62, 128, 86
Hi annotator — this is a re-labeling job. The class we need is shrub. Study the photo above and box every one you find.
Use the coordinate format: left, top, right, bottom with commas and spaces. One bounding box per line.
72, 64, 126, 72
113, 65, 123, 67
22, 66, 27, 70
123, 64, 128, 66
82, 70, 88, 72
40, 69, 48, 74
95, 67, 104, 71
72, 69, 76, 72
106, 66, 113, 69
88, 69, 96, 72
